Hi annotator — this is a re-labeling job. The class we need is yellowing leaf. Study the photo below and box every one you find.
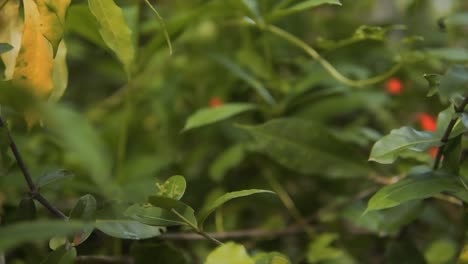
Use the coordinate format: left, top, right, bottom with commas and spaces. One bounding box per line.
88, 0, 135, 77
13, 0, 54, 98
0, 0, 23, 79
35, 0, 72, 56
50, 40, 68, 101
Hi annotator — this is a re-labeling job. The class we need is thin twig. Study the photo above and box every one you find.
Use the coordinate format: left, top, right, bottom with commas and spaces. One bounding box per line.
76, 255, 134, 264
0, 116, 67, 219
433, 95, 468, 170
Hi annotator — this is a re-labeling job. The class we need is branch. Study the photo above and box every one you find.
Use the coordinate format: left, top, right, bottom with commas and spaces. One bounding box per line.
433, 96, 468, 170
0, 116, 67, 219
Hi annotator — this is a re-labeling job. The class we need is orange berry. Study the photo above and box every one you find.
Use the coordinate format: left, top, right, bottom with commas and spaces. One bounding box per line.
385, 78, 403, 95
209, 97, 223, 108
417, 113, 437, 132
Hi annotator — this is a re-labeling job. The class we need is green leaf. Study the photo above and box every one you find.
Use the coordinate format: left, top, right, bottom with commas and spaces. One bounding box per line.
366, 172, 463, 211
88, 0, 135, 77
426, 48, 468, 62
209, 144, 245, 182
205, 242, 254, 264
213, 56, 276, 105
0, 220, 87, 252
0, 43, 13, 54
41, 103, 113, 195
40, 245, 76, 264
424, 239, 457, 264
66, 4, 107, 49
307, 233, 343, 263
156, 175, 187, 200
240, 0, 262, 20
95, 201, 164, 239
147, 196, 198, 227
69, 194, 96, 246
125, 204, 187, 226
441, 135, 462, 175
94, 219, 163, 239
241, 118, 369, 177
369, 127, 438, 164
183, 103, 256, 131
253, 252, 291, 264
439, 65, 468, 102
270, 0, 341, 19
36, 169, 74, 188
15, 198, 36, 221
424, 73, 441, 96
197, 189, 274, 229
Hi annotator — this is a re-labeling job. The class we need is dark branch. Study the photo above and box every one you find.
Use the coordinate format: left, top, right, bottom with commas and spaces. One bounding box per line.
433, 96, 468, 170
0, 116, 67, 219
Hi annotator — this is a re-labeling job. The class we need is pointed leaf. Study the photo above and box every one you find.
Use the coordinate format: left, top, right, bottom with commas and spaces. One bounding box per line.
35, 0, 71, 55
366, 172, 463, 211
241, 118, 369, 177
369, 127, 439, 164
156, 175, 186, 200
88, 0, 135, 77
197, 189, 274, 229
13, 0, 54, 97
183, 103, 256, 131
147, 196, 198, 227
439, 65, 468, 102
36, 169, 74, 188
124, 204, 187, 226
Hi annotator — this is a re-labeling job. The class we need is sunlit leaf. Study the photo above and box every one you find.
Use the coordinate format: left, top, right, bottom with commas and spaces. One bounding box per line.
13, 0, 54, 98
197, 189, 275, 229
50, 41, 68, 101
183, 103, 256, 131
0, 0, 23, 79
88, 0, 135, 77
205, 242, 254, 264
253, 252, 291, 264
35, 0, 71, 55
155, 175, 187, 200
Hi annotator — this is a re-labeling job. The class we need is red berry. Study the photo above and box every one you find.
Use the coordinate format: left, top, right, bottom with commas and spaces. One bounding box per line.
385, 78, 403, 95
417, 113, 437, 132
209, 97, 223, 108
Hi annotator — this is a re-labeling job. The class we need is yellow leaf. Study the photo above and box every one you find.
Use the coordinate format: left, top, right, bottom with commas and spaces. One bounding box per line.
35, 0, 71, 56
50, 40, 68, 101
13, 0, 54, 98
0, 0, 23, 79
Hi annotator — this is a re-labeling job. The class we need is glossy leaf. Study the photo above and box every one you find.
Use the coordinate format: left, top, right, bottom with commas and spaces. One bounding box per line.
0, 220, 86, 251
241, 118, 369, 177
36, 169, 74, 188
197, 189, 274, 229
369, 127, 438, 164
13, 0, 54, 98
88, 0, 135, 77
35, 0, 71, 55
125, 204, 187, 226
40, 245, 76, 264
366, 173, 463, 211
94, 219, 163, 240
205, 242, 254, 264
271, 0, 341, 19
156, 175, 186, 200
183, 103, 256, 131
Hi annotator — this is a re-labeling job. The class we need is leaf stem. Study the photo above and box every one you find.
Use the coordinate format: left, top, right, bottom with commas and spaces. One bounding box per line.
258, 24, 402, 87
0, 116, 67, 219
433, 95, 468, 170
143, 0, 173, 55
170, 209, 223, 246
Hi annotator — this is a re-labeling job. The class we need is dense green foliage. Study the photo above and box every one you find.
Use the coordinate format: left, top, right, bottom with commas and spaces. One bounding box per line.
0, 0, 468, 263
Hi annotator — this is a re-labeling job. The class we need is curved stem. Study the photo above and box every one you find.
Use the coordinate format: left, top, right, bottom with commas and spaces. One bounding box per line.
170, 209, 223, 246
263, 24, 402, 87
